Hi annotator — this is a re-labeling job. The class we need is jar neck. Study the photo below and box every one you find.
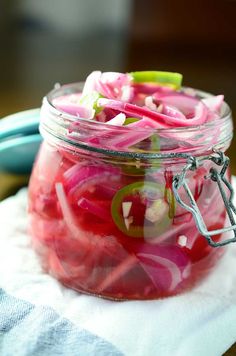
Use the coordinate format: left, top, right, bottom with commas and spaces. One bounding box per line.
39, 84, 233, 165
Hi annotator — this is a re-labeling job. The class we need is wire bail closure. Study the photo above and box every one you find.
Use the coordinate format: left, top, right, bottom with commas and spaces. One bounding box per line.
172, 150, 236, 247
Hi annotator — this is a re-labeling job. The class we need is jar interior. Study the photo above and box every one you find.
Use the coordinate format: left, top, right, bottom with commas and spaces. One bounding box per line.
28, 138, 231, 300
40, 83, 233, 159
28, 82, 233, 300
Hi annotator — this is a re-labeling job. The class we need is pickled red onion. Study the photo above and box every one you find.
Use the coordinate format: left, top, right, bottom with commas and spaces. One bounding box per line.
55, 182, 83, 240
63, 164, 120, 193
106, 113, 126, 126
98, 98, 209, 127
82, 71, 132, 101
78, 197, 110, 221
153, 91, 199, 116
53, 102, 94, 119
137, 253, 183, 291
97, 255, 138, 293
135, 245, 190, 292
202, 95, 224, 113
160, 104, 186, 120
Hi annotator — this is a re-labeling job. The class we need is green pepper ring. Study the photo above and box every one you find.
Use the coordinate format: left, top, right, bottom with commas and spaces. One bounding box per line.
130, 71, 183, 89
111, 181, 175, 238
165, 187, 176, 219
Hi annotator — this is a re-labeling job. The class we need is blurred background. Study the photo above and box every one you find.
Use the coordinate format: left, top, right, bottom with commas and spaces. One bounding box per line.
1, 0, 235, 116
0, 1, 236, 198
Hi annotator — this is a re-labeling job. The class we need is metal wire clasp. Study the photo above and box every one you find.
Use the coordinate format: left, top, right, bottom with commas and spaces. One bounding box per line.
172, 150, 236, 247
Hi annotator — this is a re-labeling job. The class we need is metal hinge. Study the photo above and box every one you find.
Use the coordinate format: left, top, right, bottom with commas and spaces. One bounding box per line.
172, 150, 236, 247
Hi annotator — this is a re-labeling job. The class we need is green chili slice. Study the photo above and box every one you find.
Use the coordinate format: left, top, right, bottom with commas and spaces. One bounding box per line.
111, 181, 175, 238
130, 71, 183, 89
165, 187, 176, 219
124, 117, 140, 125
79, 91, 103, 114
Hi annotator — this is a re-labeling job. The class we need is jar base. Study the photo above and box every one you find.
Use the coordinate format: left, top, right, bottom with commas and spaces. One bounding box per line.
38, 247, 225, 301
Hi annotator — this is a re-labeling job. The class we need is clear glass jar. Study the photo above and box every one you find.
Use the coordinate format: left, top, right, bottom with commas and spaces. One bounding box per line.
28, 83, 234, 300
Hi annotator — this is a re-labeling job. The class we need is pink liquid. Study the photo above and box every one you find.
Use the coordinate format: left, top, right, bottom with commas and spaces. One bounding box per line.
28, 142, 227, 300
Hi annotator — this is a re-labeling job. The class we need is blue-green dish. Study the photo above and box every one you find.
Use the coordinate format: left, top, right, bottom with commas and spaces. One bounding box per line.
0, 109, 42, 174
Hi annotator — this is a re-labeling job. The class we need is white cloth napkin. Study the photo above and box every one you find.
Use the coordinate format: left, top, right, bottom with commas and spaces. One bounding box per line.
0, 181, 236, 356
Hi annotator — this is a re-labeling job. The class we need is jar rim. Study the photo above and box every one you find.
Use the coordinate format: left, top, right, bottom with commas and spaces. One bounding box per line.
40, 82, 233, 160
45, 82, 231, 130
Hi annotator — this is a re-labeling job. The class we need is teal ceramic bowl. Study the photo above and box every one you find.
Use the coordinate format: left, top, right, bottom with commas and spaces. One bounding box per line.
0, 109, 42, 174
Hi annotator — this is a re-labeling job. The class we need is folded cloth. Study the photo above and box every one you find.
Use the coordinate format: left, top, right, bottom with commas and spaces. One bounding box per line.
1, 181, 236, 356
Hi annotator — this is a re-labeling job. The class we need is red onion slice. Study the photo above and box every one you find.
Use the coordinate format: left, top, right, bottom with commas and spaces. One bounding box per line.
106, 113, 126, 126
77, 197, 110, 221
153, 91, 199, 116
98, 98, 208, 127
82, 71, 132, 101
161, 104, 186, 120
202, 95, 224, 113
63, 164, 120, 194
135, 244, 190, 292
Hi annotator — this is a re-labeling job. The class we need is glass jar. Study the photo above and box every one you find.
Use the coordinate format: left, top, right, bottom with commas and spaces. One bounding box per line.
28, 83, 235, 300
